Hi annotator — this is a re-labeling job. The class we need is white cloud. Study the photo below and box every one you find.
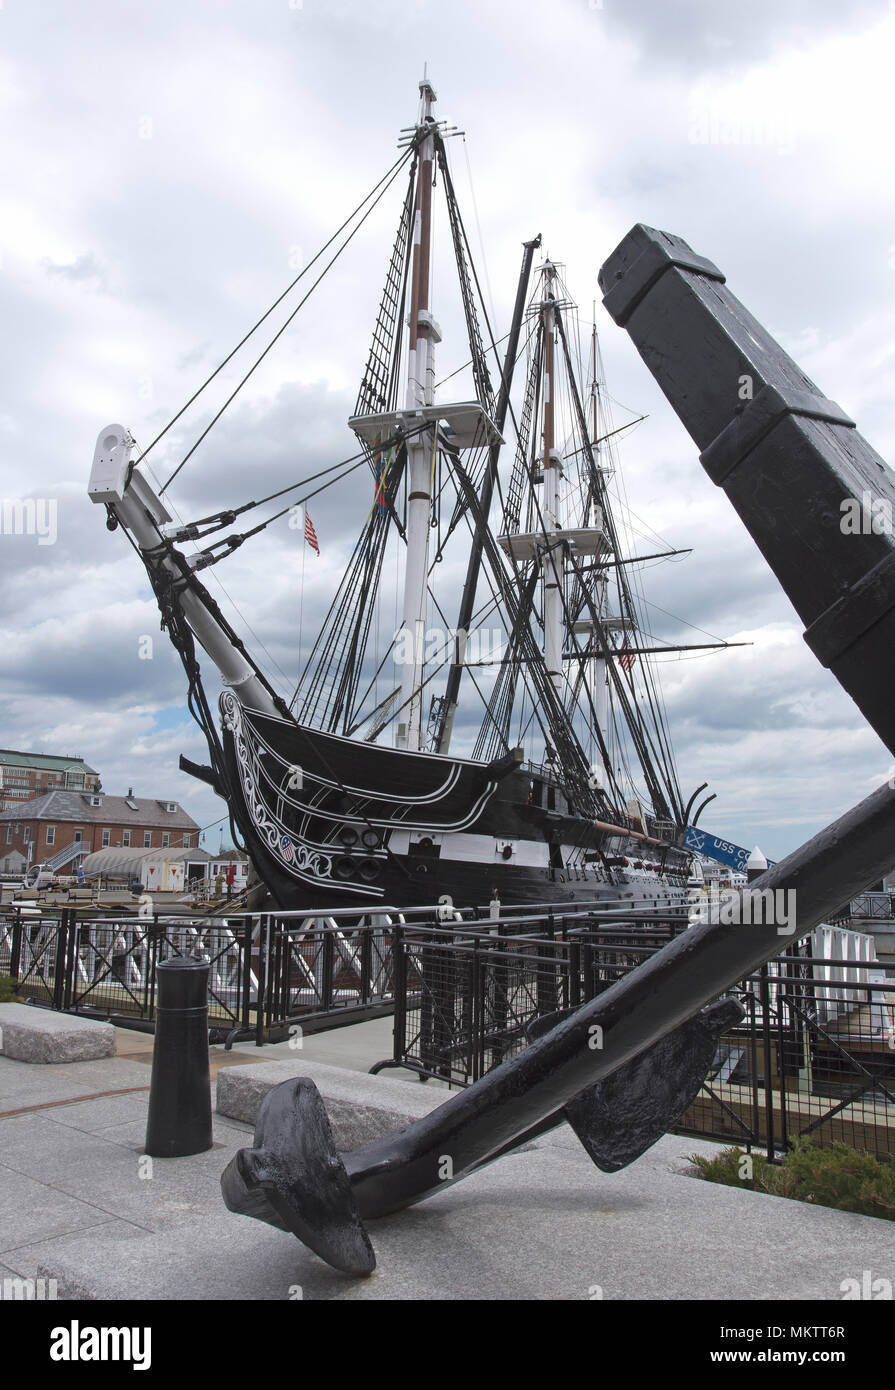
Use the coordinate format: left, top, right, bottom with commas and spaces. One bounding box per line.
1, 0, 893, 865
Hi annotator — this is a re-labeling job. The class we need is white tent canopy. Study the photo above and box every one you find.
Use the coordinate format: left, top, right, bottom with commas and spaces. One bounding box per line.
80, 846, 210, 879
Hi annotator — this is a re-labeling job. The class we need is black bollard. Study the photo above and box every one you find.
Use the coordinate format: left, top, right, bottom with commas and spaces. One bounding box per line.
145, 955, 213, 1157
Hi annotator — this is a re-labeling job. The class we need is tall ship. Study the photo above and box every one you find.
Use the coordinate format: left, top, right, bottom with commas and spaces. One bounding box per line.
88, 78, 722, 913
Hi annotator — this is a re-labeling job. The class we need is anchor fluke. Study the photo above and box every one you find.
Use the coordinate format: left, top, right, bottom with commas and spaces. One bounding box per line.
220, 1077, 376, 1276
527, 996, 744, 1172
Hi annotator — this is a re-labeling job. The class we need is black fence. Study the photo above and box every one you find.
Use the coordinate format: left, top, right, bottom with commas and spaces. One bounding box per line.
0, 909, 258, 1036
380, 918, 895, 1162
386, 916, 684, 1085
0, 898, 660, 1042
684, 956, 895, 1161
0, 899, 524, 1041
3, 900, 894, 1161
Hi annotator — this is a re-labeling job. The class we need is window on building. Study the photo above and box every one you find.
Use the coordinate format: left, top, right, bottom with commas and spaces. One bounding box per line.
101, 829, 110, 847
46, 826, 55, 846
183, 834, 192, 848
122, 830, 131, 847
23, 826, 30, 843
143, 831, 151, 847
73, 829, 83, 843
5, 826, 11, 844
162, 832, 170, 848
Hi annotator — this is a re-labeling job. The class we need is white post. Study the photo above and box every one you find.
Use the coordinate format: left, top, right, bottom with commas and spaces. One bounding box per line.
397, 75, 438, 752
541, 264, 564, 701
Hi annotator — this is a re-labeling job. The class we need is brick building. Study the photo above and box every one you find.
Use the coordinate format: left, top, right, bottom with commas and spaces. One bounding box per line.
0, 789, 200, 873
0, 750, 100, 809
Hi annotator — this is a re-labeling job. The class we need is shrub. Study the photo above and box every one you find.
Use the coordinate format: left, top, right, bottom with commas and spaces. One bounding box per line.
0, 974, 20, 1003
687, 1138, 895, 1221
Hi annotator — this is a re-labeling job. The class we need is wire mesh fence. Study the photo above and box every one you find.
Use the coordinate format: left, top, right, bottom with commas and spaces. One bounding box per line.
0, 903, 433, 1039
3, 900, 894, 1161
0, 908, 258, 1031
384, 919, 895, 1161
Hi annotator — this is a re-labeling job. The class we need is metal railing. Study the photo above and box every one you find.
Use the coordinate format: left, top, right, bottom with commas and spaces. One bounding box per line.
0, 908, 258, 1033
831, 892, 895, 923
4, 899, 895, 1161
382, 915, 684, 1085
0, 898, 687, 1041
379, 920, 895, 1161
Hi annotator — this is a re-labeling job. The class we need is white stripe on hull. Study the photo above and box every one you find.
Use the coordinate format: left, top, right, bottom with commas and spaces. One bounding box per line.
388, 829, 551, 866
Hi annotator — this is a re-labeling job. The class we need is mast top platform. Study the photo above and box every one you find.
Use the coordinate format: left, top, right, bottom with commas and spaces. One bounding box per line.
350, 402, 503, 452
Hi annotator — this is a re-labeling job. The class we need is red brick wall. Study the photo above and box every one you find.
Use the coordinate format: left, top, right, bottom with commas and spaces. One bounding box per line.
2, 821, 194, 859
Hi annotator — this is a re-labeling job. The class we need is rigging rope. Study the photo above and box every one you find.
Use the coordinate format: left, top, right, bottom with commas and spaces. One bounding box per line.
129, 148, 415, 487
160, 148, 416, 493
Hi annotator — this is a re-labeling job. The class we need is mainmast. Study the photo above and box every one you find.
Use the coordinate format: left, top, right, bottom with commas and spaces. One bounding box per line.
589, 315, 610, 781
540, 262, 564, 702
396, 74, 439, 752
345, 76, 502, 752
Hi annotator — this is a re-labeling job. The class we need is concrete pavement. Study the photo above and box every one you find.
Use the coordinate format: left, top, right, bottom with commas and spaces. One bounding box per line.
1, 1019, 893, 1301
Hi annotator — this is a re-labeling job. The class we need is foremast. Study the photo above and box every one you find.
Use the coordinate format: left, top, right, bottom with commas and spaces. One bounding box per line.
540, 262, 564, 703
397, 74, 439, 752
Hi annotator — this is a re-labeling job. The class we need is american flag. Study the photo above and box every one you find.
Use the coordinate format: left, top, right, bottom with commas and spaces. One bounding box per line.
304, 510, 320, 556
372, 434, 391, 515
618, 639, 636, 672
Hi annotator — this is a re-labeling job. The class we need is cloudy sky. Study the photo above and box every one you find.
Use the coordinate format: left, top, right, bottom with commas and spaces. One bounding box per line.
1, 0, 894, 861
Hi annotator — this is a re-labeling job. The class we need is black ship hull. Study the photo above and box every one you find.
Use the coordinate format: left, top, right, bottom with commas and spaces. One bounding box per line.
217, 693, 691, 914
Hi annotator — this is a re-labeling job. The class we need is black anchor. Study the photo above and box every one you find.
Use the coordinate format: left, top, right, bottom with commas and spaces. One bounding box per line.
221, 778, 895, 1274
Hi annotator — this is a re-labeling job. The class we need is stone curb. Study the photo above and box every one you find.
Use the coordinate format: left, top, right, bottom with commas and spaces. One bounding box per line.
216, 1058, 443, 1151
0, 1004, 116, 1064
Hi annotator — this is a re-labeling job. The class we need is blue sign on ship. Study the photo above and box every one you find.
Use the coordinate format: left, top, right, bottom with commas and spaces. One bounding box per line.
683, 826, 772, 872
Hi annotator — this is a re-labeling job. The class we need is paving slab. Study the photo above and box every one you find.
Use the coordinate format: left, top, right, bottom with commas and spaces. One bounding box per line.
34, 1094, 153, 1134
0, 1054, 156, 1114
5, 1220, 150, 1284
0, 1164, 132, 1253
250, 1014, 450, 1087
0, 1115, 249, 1233
30, 1134, 895, 1301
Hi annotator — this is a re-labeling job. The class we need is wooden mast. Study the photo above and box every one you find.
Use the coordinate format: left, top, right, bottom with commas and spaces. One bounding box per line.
589, 313, 610, 784
540, 262, 564, 702
396, 73, 438, 752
